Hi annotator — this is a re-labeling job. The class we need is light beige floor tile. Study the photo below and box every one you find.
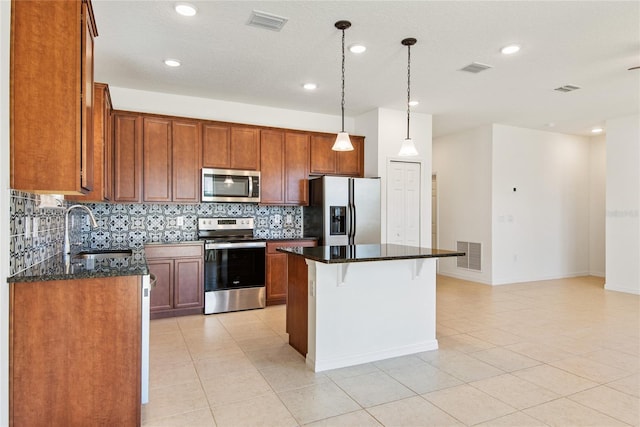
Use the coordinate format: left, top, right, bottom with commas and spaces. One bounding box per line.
332, 370, 415, 408
423, 384, 516, 425
149, 359, 200, 389
523, 398, 629, 426
385, 361, 463, 394
505, 341, 575, 363
436, 324, 462, 338
438, 333, 496, 353
142, 408, 216, 427
245, 342, 306, 370
607, 374, 640, 398
278, 382, 361, 425
373, 354, 427, 372
150, 317, 180, 335
474, 411, 548, 426
470, 374, 560, 410
514, 364, 599, 396
149, 344, 193, 366
366, 395, 463, 426
584, 349, 640, 373
211, 392, 297, 427
260, 361, 329, 392
426, 351, 506, 382
324, 362, 381, 380
177, 314, 225, 332
200, 369, 272, 407
142, 381, 210, 423
235, 334, 287, 352
569, 385, 640, 426
194, 350, 256, 379
466, 328, 524, 346
550, 355, 628, 383
304, 410, 382, 426
471, 347, 542, 372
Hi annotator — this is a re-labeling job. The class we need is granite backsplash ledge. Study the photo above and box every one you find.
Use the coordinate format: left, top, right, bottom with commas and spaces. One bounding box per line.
79, 202, 303, 249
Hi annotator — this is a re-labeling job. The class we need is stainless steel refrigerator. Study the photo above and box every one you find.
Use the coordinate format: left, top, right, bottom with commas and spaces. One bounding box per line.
303, 176, 381, 245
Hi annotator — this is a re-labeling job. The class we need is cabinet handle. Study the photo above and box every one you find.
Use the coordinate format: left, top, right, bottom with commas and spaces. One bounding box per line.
149, 273, 158, 289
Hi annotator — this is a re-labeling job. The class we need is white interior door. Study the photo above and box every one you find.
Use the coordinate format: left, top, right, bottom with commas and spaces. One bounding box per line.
387, 161, 421, 247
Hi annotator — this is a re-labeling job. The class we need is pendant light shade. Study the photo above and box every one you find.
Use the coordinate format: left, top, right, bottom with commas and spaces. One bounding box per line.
332, 20, 354, 152
398, 37, 419, 157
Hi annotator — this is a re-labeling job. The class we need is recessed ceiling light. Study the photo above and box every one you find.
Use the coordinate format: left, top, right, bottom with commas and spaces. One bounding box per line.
349, 44, 366, 54
501, 44, 520, 55
591, 127, 604, 134
164, 59, 181, 67
408, 100, 419, 107
303, 83, 317, 90
174, 3, 197, 17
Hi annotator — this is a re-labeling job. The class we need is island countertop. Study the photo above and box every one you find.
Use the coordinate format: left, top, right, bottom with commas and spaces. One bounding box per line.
277, 244, 465, 264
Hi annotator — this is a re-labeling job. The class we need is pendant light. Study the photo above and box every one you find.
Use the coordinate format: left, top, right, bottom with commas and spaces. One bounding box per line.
398, 37, 419, 157
332, 20, 354, 151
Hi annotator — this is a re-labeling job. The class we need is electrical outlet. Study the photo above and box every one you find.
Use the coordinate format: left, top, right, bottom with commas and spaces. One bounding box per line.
286, 214, 293, 223
273, 214, 281, 223
24, 216, 31, 237
32, 217, 38, 238
176, 216, 184, 227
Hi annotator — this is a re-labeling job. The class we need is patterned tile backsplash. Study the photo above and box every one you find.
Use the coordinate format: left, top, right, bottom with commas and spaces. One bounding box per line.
9, 191, 303, 277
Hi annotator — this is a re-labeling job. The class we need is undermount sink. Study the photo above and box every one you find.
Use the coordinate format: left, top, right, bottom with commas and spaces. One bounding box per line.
73, 249, 133, 260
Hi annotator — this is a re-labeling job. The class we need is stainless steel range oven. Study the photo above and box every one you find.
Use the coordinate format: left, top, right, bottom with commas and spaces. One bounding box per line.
198, 217, 266, 314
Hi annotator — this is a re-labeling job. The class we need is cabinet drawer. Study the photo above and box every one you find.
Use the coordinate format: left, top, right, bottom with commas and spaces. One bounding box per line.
145, 243, 203, 259
266, 240, 317, 254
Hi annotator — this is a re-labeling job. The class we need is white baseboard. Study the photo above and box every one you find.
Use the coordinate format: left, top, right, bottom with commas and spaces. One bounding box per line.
604, 283, 640, 295
306, 340, 439, 373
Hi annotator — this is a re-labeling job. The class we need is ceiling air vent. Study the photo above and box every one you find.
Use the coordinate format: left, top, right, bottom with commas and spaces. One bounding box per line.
554, 84, 581, 93
247, 10, 288, 31
459, 62, 493, 73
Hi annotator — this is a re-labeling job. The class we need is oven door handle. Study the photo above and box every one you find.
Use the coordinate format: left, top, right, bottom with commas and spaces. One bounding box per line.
206, 242, 266, 250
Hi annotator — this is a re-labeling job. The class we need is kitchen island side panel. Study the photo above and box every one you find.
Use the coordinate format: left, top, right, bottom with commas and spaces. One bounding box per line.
306, 258, 438, 372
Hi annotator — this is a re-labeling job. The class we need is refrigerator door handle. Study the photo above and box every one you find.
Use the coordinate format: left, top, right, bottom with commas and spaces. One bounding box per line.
348, 178, 355, 245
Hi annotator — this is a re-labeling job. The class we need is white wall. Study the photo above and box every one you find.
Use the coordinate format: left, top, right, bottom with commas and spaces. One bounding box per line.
1, 0, 11, 424
589, 134, 606, 277
432, 125, 493, 284
110, 86, 353, 135
355, 108, 432, 247
605, 114, 640, 294
492, 125, 590, 284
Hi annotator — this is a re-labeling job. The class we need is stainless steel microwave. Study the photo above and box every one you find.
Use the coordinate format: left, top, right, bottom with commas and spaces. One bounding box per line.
202, 168, 260, 203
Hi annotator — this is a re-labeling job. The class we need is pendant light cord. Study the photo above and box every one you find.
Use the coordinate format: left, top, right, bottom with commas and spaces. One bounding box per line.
406, 43, 411, 140
341, 28, 346, 133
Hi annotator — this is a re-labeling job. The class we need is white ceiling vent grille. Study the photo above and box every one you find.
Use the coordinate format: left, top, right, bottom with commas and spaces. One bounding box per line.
247, 10, 288, 31
554, 84, 581, 93
456, 241, 482, 271
459, 62, 493, 73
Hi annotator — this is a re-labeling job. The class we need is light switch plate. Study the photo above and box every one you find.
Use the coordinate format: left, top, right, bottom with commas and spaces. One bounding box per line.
176, 216, 184, 227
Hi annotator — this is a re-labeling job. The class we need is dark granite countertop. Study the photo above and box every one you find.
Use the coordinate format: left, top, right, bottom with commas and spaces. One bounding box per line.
266, 237, 318, 242
277, 244, 465, 264
8, 249, 149, 283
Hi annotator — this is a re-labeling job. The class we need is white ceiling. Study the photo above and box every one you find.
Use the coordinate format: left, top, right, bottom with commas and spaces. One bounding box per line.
92, 1, 640, 138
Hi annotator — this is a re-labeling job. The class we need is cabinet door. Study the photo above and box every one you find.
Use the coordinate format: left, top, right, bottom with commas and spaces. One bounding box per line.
202, 124, 230, 168
148, 260, 174, 313
174, 258, 203, 309
143, 117, 172, 202
103, 88, 114, 201
230, 127, 260, 170
113, 113, 142, 202
309, 134, 337, 175
172, 120, 201, 203
285, 132, 310, 205
81, 1, 95, 192
337, 135, 364, 177
266, 253, 288, 305
260, 130, 285, 205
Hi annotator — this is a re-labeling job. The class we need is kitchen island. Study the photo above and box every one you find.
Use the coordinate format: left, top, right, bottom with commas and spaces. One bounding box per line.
278, 244, 465, 372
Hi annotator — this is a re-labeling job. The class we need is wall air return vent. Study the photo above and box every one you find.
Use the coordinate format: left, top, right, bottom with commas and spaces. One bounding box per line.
456, 241, 482, 271
554, 84, 581, 93
247, 10, 288, 31
459, 62, 493, 73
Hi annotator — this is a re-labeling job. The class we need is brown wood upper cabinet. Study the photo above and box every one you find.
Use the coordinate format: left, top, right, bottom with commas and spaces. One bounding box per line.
11, 0, 98, 194
202, 124, 260, 170
67, 82, 113, 202
113, 112, 143, 202
260, 130, 309, 205
309, 134, 364, 177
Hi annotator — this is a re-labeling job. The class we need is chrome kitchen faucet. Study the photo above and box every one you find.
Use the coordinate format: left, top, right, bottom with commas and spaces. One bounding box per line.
63, 205, 98, 255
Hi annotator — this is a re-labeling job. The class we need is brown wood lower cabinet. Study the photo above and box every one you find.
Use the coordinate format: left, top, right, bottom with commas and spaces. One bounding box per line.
145, 242, 204, 319
9, 276, 142, 426
266, 239, 316, 305
286, 254, 310, 356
